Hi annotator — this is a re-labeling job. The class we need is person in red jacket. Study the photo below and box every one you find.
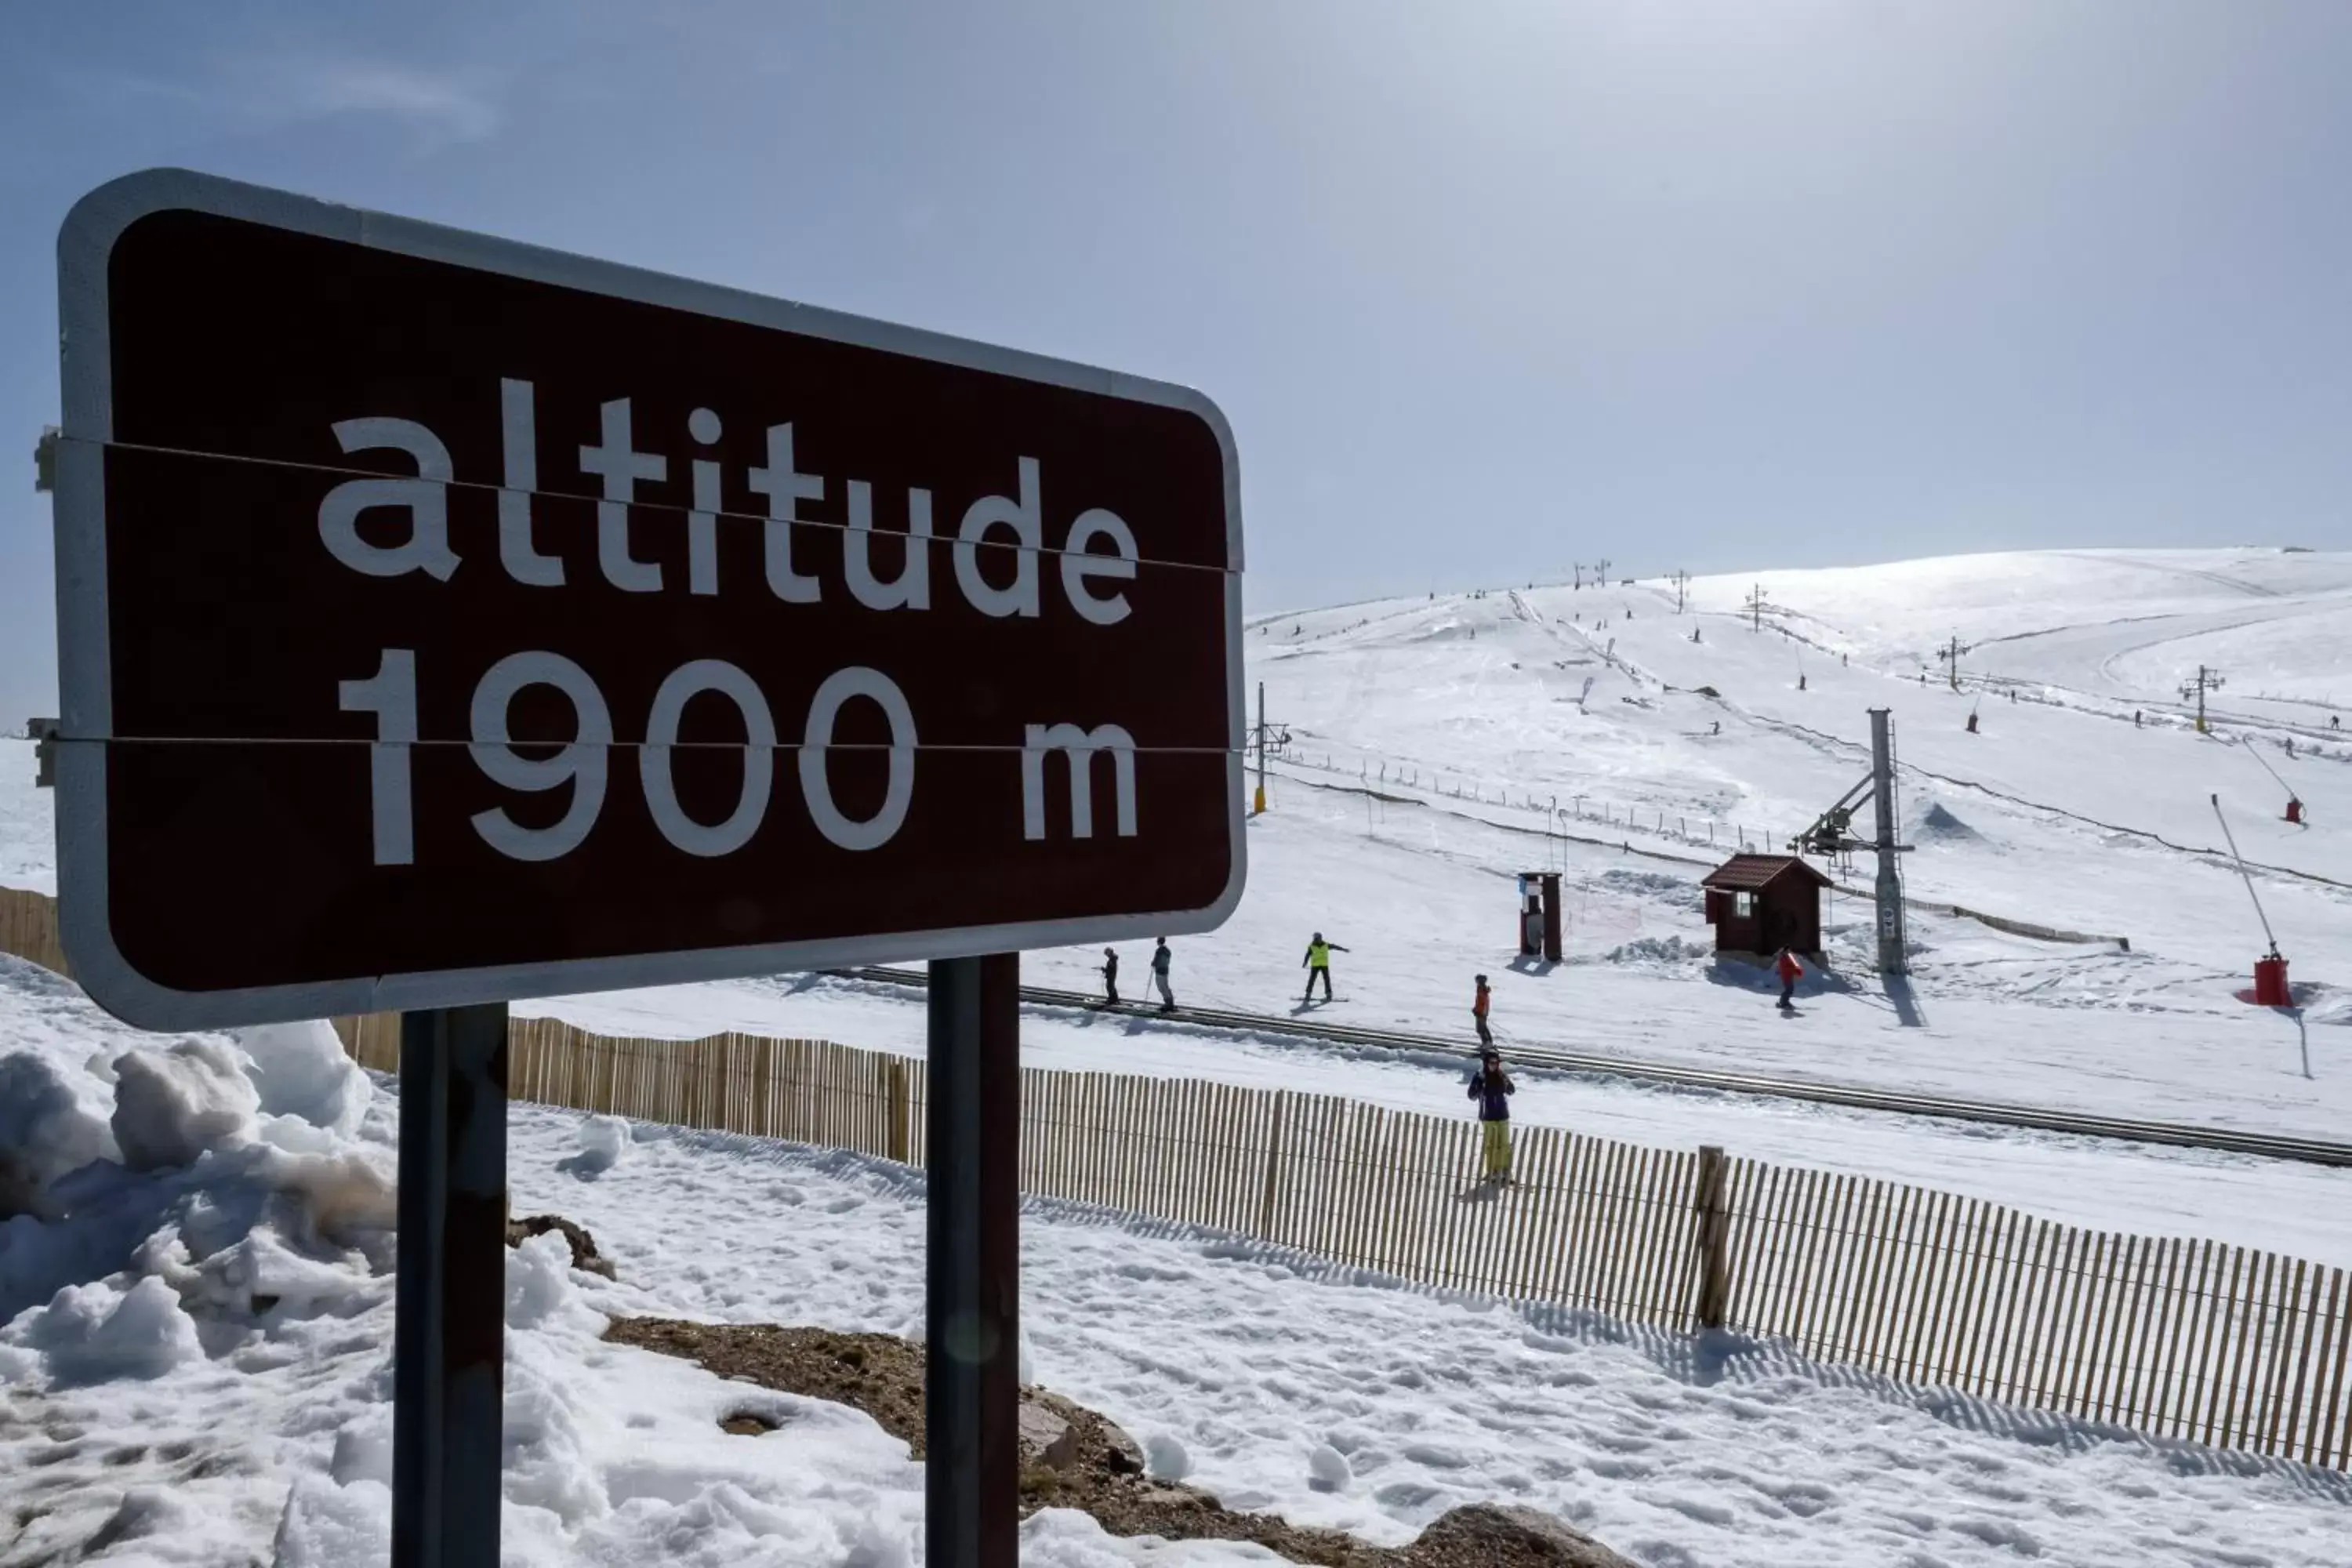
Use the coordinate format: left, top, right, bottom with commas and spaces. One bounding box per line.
1472, 975, 1492, 1047
1775, 946, 1804, 1011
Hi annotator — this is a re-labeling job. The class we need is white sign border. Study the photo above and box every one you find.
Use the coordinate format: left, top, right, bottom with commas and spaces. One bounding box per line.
53, 167, 1247, 1032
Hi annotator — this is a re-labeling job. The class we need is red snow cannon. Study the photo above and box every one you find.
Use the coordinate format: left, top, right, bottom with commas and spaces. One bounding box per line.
2253, 954, 2291, 1007
2285, 797, 2304, 824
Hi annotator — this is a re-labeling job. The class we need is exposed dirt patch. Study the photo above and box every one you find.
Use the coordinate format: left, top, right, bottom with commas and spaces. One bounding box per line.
604, 1316, 1633, 1566
506, 1213, 615, 1278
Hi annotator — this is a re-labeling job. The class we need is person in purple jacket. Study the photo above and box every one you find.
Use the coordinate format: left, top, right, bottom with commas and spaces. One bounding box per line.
1466, 1047, 1515, 1183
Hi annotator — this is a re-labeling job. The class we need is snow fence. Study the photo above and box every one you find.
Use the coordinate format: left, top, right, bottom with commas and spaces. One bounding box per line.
0, 889, 2339, 1477
332, 1009, 2352, 1479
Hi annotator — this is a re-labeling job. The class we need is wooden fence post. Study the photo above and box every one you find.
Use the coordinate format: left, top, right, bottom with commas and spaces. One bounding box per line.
1693, 1145, 1732, 1330
887, 1058, 911, 1164
1257, 1091, 1289, 1239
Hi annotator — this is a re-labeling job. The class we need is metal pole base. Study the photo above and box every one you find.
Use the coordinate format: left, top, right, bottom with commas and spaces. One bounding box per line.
926, 954, 1021, 1568
394, 1004, 509, 1568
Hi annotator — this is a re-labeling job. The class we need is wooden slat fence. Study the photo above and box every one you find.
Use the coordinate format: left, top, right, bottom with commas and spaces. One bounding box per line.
324, 1010, 2352, 1472
1719, 1158, 2352, 1469
1, 885, 2344, 1472
0, 886, 69, 978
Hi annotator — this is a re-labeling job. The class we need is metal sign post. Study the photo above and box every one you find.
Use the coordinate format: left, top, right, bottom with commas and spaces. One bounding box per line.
925, 955, 1022, 1567
392, 1004, 509, 1568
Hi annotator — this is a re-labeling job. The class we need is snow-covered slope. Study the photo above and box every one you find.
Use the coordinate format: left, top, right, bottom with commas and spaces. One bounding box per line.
2, 963, 2344, 1567
5, 551, 2352, 1563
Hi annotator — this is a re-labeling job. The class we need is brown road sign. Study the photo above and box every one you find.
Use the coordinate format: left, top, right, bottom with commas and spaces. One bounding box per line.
52, 170, 1244, 1029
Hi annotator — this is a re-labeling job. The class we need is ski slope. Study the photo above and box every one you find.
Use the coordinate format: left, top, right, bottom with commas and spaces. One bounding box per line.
1, 971, 2345, 1568
5, 550, 2352, 1563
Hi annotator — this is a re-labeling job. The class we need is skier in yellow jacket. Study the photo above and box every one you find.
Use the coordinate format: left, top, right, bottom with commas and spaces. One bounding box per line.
1300, 932, 1348, 1004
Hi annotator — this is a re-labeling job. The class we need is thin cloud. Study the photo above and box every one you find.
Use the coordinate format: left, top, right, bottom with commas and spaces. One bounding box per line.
252, 57, 502, 143
68, 51, 502, 148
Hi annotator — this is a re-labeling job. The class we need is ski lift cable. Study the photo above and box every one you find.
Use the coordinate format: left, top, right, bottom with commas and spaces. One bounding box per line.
2238, 732, 2296, 801
2210, 793, 2281, 956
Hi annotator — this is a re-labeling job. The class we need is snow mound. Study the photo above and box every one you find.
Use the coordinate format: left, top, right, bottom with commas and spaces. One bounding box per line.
1597, 869, 1691, 898
1915, 801, 1982, 842
236, 1021, 371, 1142
272, 1475, 392, 1568
0, 1002, 399, 1376
561, 1112, 633, 1178
9, 1274, 203, 1386
1603, 935, 1713, 965
0, 1051, 117, 1218
111, 1038, 261, 1171
1307, 1442, 1351, 1492
1145, 1431, 1192, 1480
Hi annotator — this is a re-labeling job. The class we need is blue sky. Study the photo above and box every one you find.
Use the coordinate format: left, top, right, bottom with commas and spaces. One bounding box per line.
4, 1, 2350, 728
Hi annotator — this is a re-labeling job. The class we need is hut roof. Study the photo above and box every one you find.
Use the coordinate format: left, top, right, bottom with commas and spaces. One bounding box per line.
1700, 853, 1832, 892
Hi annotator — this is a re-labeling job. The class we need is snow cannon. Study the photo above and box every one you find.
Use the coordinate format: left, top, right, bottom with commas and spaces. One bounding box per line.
2255, 953, 2291, 1007
2286, 797, 2304, 825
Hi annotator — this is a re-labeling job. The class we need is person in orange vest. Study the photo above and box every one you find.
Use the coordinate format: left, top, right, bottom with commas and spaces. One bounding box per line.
1472, 974, 1493, 1047
1775, 946, 1804, 1011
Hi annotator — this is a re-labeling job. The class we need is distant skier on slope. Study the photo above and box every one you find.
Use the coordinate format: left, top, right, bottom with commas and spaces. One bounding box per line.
1101, 948, 1120, 1007
1151, 938, 1176, 1012
1775, 946, 1804, 1011
1301, 933, 1348, 1003
1472, 974, 1493, 1047
1467, 1048, 1515, 1182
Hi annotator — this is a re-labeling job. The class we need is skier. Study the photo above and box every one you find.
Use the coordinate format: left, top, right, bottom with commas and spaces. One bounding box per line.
2335, 716, 2342, 731
1774, 946, 1804, 1011
1710, 720, 1721, 736
1150, 938, 1176, 1012
1301, 932, 1348, 1003
1466, 1048, 1515, 1182
1965, 711, 1978, 734
1101, 948, 1120, 1007
1798, 673, 1807, 691
1472, 974, 1493, 1047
